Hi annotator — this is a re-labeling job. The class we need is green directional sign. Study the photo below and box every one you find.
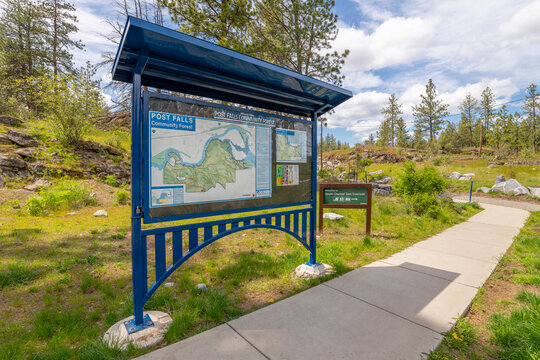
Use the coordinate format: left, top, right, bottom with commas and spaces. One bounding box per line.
323, 187, 368, 205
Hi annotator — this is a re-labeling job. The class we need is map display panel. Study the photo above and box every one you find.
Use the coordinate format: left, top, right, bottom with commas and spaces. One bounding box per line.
150, 111, 271, 208
276, 128, 307, 162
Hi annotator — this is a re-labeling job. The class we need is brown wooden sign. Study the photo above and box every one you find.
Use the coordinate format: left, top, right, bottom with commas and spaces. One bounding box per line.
318, 183, 372, 235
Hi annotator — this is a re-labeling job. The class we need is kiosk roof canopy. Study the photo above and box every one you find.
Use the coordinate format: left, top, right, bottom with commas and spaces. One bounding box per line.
112, 17, 352, 117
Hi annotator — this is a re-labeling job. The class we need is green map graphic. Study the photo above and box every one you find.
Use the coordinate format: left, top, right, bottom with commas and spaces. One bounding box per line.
153, 139, 252, 193
276, 133, 302, 161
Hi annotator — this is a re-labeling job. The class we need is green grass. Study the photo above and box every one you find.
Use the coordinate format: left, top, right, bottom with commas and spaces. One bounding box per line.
0, 188, 481, 359
26, 180, 98, 216
427, 211, 540, 359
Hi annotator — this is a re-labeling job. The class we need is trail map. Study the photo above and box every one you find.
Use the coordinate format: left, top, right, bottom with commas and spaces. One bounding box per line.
150, 111, 271, 207
276, 128, 307, 162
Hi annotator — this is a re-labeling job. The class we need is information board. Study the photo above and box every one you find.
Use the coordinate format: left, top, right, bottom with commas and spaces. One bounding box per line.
144, 92, 313, 220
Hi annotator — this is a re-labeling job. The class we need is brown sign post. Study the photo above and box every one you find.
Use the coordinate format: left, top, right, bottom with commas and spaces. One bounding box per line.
318, 183, 372, 235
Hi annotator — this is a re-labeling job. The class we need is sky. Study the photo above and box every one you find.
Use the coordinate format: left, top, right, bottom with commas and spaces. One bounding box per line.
70, 0, 540, 144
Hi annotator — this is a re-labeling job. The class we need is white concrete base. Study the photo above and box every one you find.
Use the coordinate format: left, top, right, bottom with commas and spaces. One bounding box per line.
294, 263, 333, 279
103, 311, 172, 350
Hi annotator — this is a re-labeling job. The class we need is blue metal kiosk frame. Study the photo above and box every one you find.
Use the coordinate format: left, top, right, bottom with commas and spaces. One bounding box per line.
112, 17, 352, 332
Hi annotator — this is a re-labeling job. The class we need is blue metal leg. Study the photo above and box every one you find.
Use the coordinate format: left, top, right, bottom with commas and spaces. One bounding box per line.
309, 112, 318, 265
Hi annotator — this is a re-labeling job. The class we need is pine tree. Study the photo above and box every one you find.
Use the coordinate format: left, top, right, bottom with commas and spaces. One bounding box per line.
43, 0, 83, 78
380, 93, 403, 146
395, 118, 409, 148
161, 0, 254, 52
0, 0, 49, 80
412, 79, 449, 143
252, 0, 349, 85
479, 86, 495, 155
523, 83, 538, 153
458, 92, 478, 148
376, 119, 391, 146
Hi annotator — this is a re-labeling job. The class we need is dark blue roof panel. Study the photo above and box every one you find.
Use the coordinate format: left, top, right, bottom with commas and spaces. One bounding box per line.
112, 17, 352, 117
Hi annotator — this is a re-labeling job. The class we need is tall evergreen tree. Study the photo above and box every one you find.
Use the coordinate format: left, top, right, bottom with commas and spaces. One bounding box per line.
253, 0, 349, 85
160, 0, 254, 52
523, 83, 538, 153
395, 118, 409, 148
0, 0, 49, 80
380, 93, 403, 146
479, 86, 495, 155
376, 119, 391, 146
458, 92, 478, 148
412, 79, 449, 144
43, 0, 83, 78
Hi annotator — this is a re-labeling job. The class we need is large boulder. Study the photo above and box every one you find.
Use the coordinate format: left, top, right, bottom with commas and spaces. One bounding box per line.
528, 187, 540, 198
447, 171, 462, 179
0, 115, 22, 127
6, 129, 38, 147
0, 153, 29, 178
490, 179, 531, 196
495, 174, 506, 184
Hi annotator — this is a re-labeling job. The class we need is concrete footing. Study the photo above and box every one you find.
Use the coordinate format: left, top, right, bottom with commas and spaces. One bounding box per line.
104, 311, 172, 350
294, 262, 334, 279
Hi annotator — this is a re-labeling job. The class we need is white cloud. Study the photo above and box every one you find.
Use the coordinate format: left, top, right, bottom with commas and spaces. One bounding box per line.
343, 71, 383, 91
334, 17, 436, 72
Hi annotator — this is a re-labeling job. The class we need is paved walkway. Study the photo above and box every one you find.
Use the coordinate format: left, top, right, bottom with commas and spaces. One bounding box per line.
137, 203, 530, 360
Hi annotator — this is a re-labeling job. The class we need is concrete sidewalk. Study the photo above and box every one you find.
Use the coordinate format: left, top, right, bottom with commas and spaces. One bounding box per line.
137, 203, 530, 360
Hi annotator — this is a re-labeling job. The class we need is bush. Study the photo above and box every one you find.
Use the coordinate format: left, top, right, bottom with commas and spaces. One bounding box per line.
318, 168, 332, 179
114, 189, 130, 205
394, 162, 447, 217
27, 180, 97, 216
104, 174, 120, 187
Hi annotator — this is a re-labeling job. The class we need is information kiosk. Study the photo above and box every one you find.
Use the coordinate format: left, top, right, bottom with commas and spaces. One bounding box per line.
111, 16, 352, 335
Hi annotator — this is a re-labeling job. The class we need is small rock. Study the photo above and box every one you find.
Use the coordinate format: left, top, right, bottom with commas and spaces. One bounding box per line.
495, 174, 506, 184
197, 283, 207, 291
6, 129, 38, 147
476, 187, 491, 193
93, 210, 108, 217
374, 188, 391, 196
447, 171, 462, 179
31, 163, 44, 174
463, 173, 475, 177
23, 178, 50, 191
67, 212, 76, 216
14, 147, 36, 159
368, 169, 383, 176
323, 212, 345, 220
164, 282, 175, 288
458, 176, 472, 181
0, 134, 12, 145
0, 115, 22, 127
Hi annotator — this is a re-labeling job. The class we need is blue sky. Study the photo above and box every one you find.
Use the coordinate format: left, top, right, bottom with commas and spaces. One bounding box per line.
71, 0, 540, 144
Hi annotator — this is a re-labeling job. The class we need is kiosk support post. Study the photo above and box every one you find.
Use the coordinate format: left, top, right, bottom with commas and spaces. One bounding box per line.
309, 111, 318, 265
131, 55, 148, 327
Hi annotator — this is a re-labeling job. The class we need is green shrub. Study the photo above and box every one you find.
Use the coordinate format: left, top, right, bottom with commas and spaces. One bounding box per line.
104, 174, 120, 187
394, 162, 447, 217
27, 180, 97, 216
114, 189, 130, 205
318, 168, 332, 179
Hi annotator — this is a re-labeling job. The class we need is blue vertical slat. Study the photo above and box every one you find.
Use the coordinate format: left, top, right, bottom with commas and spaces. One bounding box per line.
155, 233, 166, 280
285, 214, 290, 230
265, 216, 272, 225
255, 218, 261, 224
276, 215, 281, 227
301, 212, 307, 241
232, 222, 239, 229
243, 220, 250, 227
293, 213, 299, 235
218, 224, 226, 234
204, 226, 212, 241
189, 228, 198, 251
172, 231, 182, 263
